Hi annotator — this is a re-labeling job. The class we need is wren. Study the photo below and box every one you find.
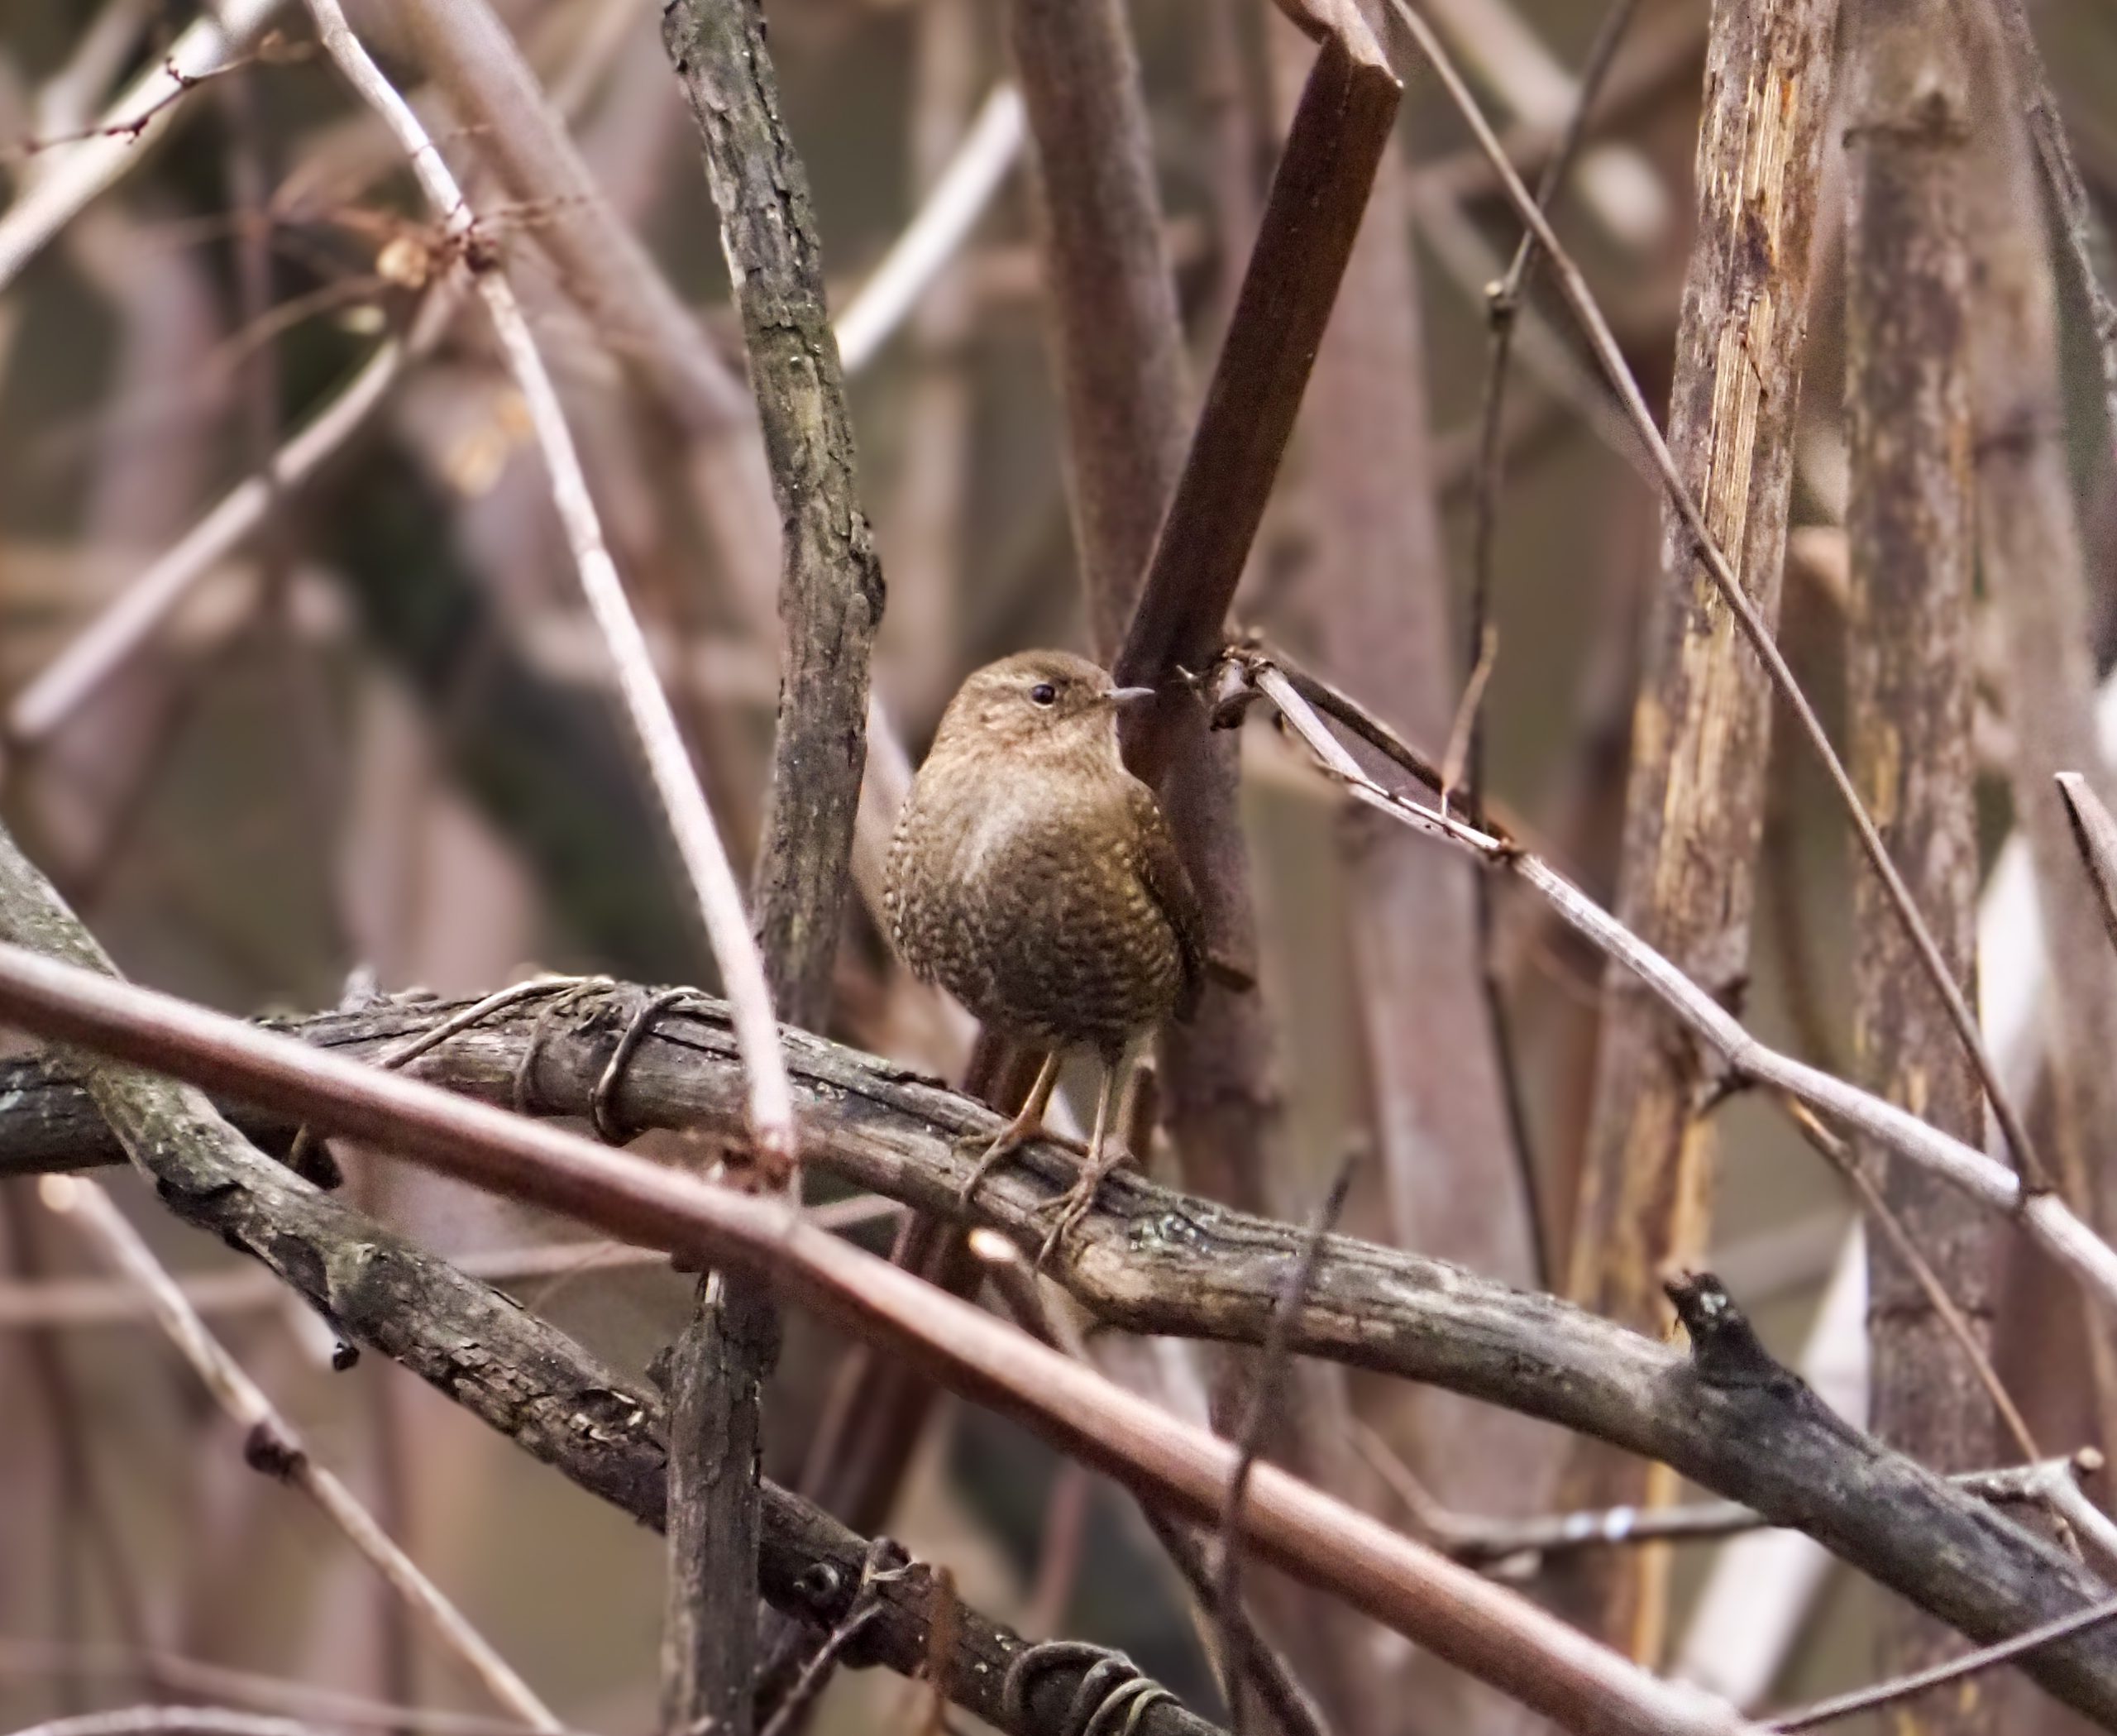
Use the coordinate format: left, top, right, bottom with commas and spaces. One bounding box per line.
885, 650, 1202, 1256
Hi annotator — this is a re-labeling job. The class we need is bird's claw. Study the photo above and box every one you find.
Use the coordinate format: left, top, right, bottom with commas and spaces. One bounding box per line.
953, 1125, 1026, 1209
1031, 1157, 1128, 1267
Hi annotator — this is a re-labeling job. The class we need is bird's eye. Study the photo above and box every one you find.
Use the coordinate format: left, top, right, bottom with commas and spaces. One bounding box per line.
1030, 682, 1057, 706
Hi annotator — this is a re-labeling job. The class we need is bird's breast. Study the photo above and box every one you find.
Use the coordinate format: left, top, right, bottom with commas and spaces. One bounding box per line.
886, 765, 1184, 1055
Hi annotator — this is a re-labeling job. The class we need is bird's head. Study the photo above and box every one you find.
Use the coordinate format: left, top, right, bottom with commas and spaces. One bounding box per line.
929, 649, 1157, 763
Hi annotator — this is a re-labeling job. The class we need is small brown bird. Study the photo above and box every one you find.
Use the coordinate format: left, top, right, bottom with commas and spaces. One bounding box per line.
886, 649, 1203, 1255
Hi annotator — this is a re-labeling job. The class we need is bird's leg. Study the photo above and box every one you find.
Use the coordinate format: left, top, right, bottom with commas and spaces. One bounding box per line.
1035, 1053, 1133, 1266
954, 1050, 1063, 1208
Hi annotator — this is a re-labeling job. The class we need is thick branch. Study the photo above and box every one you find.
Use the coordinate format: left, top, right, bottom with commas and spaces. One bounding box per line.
663, 0, 882, 1031
660, 9, 885, 1727
1555, 0, 1837, 1658
17, 985, 2117, 1725
5, 1074, 1215, 1736
0, 949, 1763, 1736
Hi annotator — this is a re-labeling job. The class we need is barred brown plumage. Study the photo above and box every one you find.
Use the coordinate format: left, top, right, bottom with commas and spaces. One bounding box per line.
885, 649, 1200, 1259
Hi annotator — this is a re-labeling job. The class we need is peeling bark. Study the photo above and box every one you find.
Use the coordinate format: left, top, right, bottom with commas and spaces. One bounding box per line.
1560, 0, 1839, 1660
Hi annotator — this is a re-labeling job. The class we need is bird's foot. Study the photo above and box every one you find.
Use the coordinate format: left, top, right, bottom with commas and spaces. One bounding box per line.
953, 1124, 1031, 1210
1032, 1147, 1132, 1267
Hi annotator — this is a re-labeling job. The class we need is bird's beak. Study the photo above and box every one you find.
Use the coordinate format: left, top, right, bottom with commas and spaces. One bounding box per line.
1107, 685, 1158, 709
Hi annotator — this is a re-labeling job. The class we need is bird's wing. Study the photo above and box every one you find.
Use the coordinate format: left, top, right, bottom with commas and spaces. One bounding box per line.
1126, 780, 1207, 1021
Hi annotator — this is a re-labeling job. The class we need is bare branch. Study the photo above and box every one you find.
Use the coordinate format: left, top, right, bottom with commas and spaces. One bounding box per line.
657, 4, 889, 1724
10, 979, 2117, 1724
1549, 0, 1831, 1656
0, 1203, 898, 1331
1014, 4, 1398, 1716
1384, 0, 2046, 1195
41, 1177, 560, 1732
3, 303, 446, 748
0, 946, 1767, 1736
1115, 13, 1398, 686
1843, 6, 2009, 1721
834, 85, 1025, 376
1216, 1160, 1353, 1719
0, 0, 283, 294
1766, 1595, 2117, 1732
2, 1708, 346, 1736
1962, 0, 2117, 1457
1990, 0, 2117, 476
2057, 772, 2117, 961
1231, 653, 2117, 1314
662, 0, 882, 1032
299, 0, 795, 1170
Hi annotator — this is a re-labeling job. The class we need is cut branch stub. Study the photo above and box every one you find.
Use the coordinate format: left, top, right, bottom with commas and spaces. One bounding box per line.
1114, 19, 1399, 695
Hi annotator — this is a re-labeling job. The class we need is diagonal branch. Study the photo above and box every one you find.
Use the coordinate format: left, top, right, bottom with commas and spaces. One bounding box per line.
2057, 772, 2117, 959
1113, 11, 1399, 689
1233, 653, 2117, 1309
1384, 0, 2045, 1197
4, 1070, 1221, 1736
0, 0, 284, 294
41, 1176, 560, 1733
12, 978, 2117, 1724
298, 0, 795, 1169
0, 946, 1766, 1736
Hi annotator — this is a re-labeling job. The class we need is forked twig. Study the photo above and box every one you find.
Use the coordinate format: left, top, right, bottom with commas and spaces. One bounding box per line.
0, 0, 284, 294
1230, 649, 2117, 1315
1383, 0, 2047, 1195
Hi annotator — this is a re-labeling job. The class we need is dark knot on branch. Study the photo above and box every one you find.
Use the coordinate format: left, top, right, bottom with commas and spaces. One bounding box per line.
1664, 1269, 1805, 1396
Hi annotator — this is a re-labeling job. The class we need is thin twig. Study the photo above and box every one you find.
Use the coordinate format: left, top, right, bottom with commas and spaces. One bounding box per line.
1383, 0, 2048, 1196
1992, 0, 2117, 470
1215, 1160, 1354, 1733
2057, 772, 2117, 959
1766, 1594, 2117, 1731
1464, 0, 1642, 810
0, 0, 284, 293
5, 289, 455, 750
1231, 650, 2117, 1315
1779, 1101, 2038, 1463
0, 1200, 903, 1332
836, 85, 1025, 374
754, 1601, 886, 1736
298, 0, 795, 1172
968, 1231, 1336, 1736
39, 1175, 562, 1732
0, 1639, 573, 1736
1357, 1411, 2091, 1569
0, 1710, 345, 1736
